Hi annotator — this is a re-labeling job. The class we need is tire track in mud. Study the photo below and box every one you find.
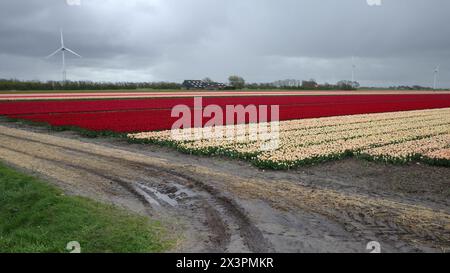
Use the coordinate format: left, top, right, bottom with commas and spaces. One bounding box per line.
0, 132, 272, 253
229, 179, 450, 251
0, 142, 233, 251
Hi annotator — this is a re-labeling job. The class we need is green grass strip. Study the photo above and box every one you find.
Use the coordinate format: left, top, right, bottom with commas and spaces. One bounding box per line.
0, 163, 174, 253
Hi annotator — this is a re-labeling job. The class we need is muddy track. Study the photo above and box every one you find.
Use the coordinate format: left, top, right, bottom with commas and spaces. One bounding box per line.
0, 132, 272, 251
0, 129, 271, 252
0, 141, 236, 251
1, 124, 449, 252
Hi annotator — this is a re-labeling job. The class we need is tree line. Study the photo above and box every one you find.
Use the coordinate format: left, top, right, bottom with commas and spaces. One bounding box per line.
0, 79, 181, 91
0, 77, 359, 91
226, 76, 358, 90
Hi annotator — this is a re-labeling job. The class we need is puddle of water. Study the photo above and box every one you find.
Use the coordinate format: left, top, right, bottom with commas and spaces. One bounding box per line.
137, 183, 179, 207
172, 183, 196, 198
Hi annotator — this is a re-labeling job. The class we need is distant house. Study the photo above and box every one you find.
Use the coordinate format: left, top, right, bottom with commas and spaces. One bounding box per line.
301, 80, 319, 89
182, 80, 227, 90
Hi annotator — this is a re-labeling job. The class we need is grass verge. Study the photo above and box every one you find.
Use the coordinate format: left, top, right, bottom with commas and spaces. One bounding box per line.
0, 162, 173, 253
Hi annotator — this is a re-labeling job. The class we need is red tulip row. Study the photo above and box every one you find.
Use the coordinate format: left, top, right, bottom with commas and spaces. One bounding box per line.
1, 94, 450, 133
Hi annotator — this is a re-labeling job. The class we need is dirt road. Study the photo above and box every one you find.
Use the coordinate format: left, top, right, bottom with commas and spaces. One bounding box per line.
0, 123, 449, 252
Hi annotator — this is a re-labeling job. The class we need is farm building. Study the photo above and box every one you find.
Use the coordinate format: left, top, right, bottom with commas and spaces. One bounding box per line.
182, 80, 227, 90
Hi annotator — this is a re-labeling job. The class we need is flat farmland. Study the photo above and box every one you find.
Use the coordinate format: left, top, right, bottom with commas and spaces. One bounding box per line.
1, 93, 450, 132
1, 91, 450, 252
1, 89, 450, 100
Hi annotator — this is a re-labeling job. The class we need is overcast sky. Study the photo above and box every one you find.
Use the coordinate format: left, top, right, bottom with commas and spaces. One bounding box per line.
0, 0, 449, 87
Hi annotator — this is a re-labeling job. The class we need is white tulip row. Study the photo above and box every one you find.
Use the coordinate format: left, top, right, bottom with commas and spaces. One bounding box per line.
128, 108, 450, 168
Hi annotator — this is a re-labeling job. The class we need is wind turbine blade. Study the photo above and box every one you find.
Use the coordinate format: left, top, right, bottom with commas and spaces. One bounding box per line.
60, 29, 64, 47
64, 47, 82, 58
434, 65, 440, 73
46, 48, 62, 58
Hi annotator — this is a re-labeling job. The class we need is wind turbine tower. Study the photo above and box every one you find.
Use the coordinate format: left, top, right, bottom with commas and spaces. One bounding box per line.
46, 29, 81, 82
351, 56, 356, 83
433, 65, 440, 90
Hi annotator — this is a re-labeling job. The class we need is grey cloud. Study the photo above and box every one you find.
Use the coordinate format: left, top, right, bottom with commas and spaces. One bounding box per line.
0, 0, 449, 87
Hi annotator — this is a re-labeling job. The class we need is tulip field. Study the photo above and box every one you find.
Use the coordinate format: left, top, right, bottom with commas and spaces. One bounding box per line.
129, 108, 450, 169
1, 93, 450, 169
1, 93, 450, 132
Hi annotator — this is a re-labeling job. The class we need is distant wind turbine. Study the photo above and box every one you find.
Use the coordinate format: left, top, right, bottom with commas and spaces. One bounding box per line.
433, 65, 440, 90
351, 56, 356, 83
46, 29, 81, 82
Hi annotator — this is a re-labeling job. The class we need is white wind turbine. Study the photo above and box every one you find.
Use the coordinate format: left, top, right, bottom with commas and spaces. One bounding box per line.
351, 56, 356, 83
433, 65, 440, 90
46, 29, 81, 82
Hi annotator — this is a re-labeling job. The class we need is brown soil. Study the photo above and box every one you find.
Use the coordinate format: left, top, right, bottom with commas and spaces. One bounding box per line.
0, 121, 449, 253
